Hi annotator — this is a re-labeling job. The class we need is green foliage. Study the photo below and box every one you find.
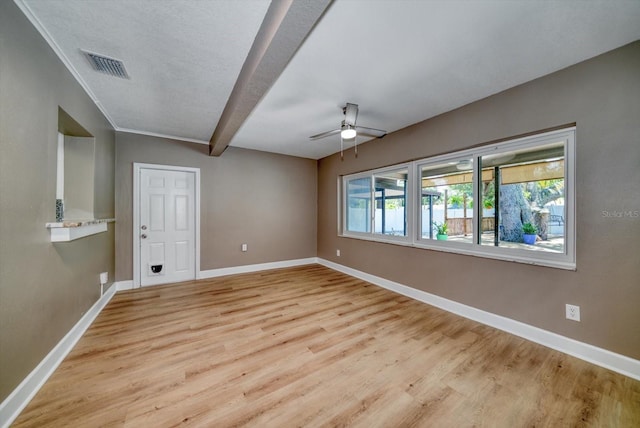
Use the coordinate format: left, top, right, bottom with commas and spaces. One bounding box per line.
448, 182, 494, 209
448, 194, 464, 208
522, 222, 537, 234
385, 198, 404, 209
448, 184, 473, 209
525, 179, 565, 207
434, 221, 448, 235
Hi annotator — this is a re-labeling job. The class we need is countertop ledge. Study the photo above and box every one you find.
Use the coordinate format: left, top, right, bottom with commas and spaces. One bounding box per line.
46, 219, 114, 242
46, 218, 115, 228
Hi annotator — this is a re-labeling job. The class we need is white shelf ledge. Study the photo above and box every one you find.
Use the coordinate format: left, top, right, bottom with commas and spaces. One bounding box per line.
46, 219, 114, 242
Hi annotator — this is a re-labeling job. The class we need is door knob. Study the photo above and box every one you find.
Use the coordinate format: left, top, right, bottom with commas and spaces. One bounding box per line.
141, 234, 147, 239
141, 225, 147, 230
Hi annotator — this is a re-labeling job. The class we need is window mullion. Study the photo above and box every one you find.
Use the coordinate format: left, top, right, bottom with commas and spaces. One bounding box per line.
370, 174, 375, 235
341, 127, 575, 270
474, 156, 480, 246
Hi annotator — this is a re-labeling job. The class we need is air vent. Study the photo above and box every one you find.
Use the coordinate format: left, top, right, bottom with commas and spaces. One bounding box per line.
82, 50, 129, 79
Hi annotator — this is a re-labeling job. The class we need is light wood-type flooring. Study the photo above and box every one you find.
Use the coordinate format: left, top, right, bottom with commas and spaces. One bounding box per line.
13, 265, 640, 427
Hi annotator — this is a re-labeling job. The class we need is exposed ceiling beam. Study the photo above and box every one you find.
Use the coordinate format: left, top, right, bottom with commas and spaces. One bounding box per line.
209, 0, 333, 156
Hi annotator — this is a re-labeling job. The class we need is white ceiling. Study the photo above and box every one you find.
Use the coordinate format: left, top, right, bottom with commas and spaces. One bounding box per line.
17, 0, 640, 159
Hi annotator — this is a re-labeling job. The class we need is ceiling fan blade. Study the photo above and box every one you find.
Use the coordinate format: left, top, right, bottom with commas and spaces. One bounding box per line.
344, 103, 358, 126
355, 125, 387, 138
309, 128, 341, 140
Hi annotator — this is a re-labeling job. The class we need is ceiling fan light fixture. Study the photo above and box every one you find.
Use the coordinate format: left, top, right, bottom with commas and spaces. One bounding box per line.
456, 159, 473, 170
341, 125, 356, 139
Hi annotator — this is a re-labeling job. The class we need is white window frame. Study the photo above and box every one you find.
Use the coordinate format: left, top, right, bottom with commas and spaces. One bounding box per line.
340, 127, 576, 270
342, 163, 414, 245
415, 153, 477, 251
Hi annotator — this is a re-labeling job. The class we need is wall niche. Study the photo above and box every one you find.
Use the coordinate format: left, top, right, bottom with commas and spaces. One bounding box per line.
57, 107, 96, 221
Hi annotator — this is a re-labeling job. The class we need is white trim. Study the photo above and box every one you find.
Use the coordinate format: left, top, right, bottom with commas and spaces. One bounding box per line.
13, 1, 213, 148
13, 0, 118, 129
200, 258, 317, 279
47, 222, 107, 242
133, 163, 201, 288
116, 128, 209, 145
116, 258, 318, 287
340, 127, 576, 270
1, 259, 311, 426
0, 283, 117, 428
115, 280, 134, 291
56, 132, 64, 199
4, 259, 637, 427
317, 258, 640, 381
132, 164, 141, 287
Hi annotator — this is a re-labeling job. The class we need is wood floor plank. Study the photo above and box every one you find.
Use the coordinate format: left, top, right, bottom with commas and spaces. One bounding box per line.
11, 264, 640, 427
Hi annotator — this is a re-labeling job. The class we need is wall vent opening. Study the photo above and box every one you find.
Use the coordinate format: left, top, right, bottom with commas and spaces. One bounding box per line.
82, 50, 129, 79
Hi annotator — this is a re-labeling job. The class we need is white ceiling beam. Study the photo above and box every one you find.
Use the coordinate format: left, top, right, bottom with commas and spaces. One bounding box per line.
209, 0, 333, 156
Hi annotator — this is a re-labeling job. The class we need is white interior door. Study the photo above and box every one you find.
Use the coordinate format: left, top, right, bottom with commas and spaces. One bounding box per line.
139, 167, 196, 287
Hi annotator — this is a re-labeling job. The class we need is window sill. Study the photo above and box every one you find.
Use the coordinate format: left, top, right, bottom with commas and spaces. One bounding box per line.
339, 233, 576, 271
46, 219, 114, 242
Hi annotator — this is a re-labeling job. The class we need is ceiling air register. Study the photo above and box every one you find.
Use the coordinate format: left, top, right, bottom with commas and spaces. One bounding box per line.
83, 50, 130, 79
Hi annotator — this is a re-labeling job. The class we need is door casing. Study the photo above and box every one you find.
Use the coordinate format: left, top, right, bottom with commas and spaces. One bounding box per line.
133, 162, 200, 288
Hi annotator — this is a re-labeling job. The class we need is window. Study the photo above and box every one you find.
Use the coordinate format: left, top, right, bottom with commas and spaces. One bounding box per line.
343, 165, 412, 243
479, 141, 566, 254
419, 157, 474, 244
341, 127, 575, 269
374, 168, 408, 236
346, 176, 371, 233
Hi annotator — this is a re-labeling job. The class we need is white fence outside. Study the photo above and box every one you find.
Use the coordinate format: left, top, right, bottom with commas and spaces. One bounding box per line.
350, 205, 565, 236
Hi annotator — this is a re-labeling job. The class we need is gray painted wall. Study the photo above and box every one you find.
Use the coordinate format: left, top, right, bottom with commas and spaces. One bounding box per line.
63, 136, 96, 220
317, 41, 640, 360
115, 134, 317, 281
0, 1, 116, 401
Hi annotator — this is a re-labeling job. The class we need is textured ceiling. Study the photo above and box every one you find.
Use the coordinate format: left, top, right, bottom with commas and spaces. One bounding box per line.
18, 0, 271, 143
17, 0, 640, 159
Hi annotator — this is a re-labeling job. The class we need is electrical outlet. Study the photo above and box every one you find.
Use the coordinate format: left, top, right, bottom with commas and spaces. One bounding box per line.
99, 272, 108, 285
566, 304, 580, 322
241, 243, 248, 252
336, 249, 341, 257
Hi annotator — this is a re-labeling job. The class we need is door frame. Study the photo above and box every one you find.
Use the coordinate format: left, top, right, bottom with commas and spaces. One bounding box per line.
133, 162, 201, 288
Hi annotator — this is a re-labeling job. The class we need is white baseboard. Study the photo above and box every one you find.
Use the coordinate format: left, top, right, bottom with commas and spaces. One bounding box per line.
0, 283, 118, 428
0, 259, 314, 425
115, 280, 134, 291
4, 258, 636, 428
199, 257, 318, 279
317, 258, 640, 381
113, 259, 318, 290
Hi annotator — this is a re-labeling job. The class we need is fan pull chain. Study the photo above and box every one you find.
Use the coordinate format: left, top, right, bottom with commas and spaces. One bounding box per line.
340, 135, 344, 160
354, 135, 358, 158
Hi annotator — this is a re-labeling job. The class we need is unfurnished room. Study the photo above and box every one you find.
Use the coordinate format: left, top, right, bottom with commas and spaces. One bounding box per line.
1, 0, 639, 426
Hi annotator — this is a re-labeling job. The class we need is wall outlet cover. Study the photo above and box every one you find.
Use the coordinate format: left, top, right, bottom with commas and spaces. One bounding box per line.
566, 304, 580, 322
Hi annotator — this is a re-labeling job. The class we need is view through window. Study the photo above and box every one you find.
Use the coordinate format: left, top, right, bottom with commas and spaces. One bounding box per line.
479, 142, 565, 253
341, 127, 575, 269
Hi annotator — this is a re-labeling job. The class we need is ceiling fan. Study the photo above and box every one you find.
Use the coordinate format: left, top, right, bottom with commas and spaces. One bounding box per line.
310, 103, 386, 158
